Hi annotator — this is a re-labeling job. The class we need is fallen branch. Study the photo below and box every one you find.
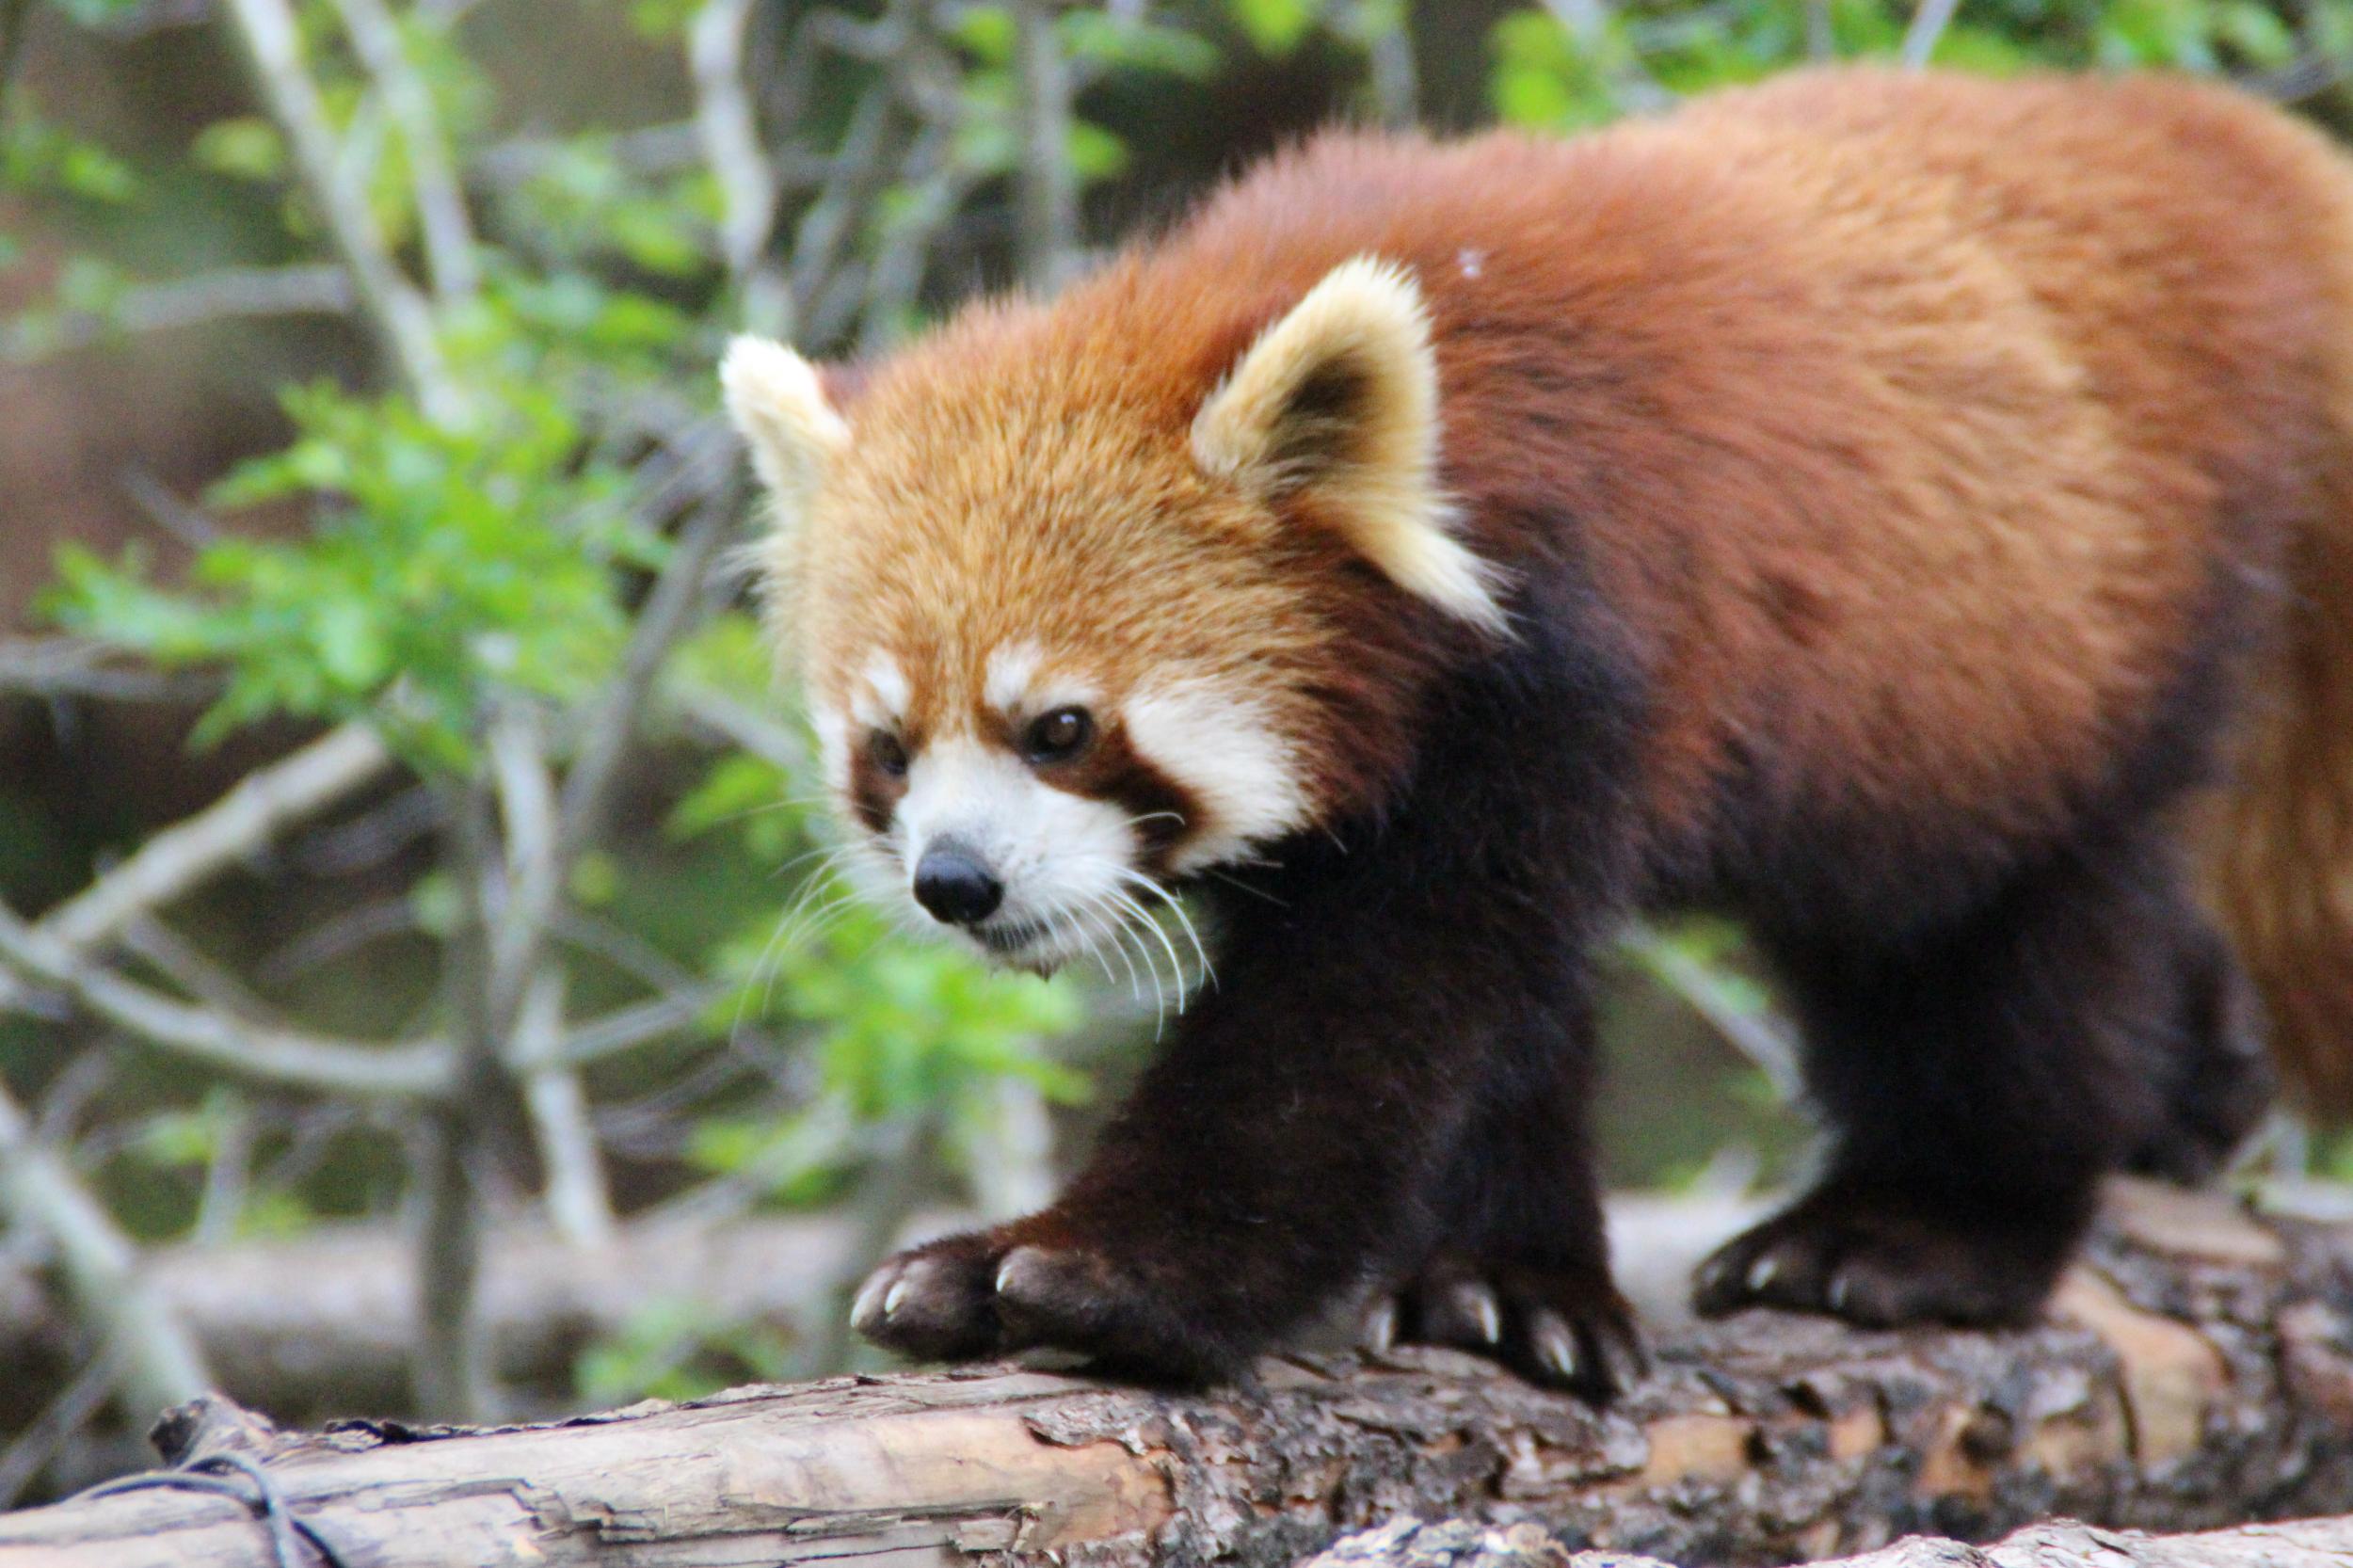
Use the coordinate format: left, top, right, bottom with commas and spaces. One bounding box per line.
7, 1180, 2353, 1567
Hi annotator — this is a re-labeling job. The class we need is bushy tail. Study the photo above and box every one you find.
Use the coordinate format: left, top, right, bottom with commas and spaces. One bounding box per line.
2207, 479, 2353, 1121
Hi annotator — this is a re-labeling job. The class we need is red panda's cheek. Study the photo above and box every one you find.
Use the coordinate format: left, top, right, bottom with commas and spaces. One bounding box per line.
1044, 724, 1201, 874
1121, 682, 1315, 874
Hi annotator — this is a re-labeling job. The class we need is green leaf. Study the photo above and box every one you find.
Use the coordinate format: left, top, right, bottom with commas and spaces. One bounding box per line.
1227, 0, 1322, 55
191, 118, 289, 184
953, 3, 1016, 63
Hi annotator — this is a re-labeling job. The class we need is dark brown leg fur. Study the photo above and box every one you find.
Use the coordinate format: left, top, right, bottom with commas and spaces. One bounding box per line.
1696, 826, 2251, 1326
1375, 993, 1644, 1401
854, 618, 1646, 1392
851, 840, 1590, 1385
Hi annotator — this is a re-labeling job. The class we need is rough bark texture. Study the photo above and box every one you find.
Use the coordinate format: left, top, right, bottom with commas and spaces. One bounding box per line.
1306, 1513, 2353, 1568
5, 1180, 2353, 1568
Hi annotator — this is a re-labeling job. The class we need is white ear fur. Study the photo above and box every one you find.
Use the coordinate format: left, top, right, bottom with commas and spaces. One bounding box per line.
721, 335, 850, 511
1191, 256, 1507, 635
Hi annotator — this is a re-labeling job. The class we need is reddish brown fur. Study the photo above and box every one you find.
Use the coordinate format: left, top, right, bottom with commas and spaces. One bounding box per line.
787, 68, 2353, 1389
817, 69, 2353, 1094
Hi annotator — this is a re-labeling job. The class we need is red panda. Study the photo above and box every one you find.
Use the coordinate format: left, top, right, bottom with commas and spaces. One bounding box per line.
721, 67, 2353, 1400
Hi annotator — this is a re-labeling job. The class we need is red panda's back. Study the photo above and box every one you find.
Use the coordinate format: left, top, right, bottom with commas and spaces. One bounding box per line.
1127, 72, 2353, 856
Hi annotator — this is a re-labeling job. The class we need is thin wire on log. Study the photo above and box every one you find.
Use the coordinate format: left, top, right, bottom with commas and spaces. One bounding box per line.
70, 1455, 349, 1568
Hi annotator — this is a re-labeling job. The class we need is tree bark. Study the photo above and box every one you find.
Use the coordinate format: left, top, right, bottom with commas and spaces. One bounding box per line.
1305, 1513, 2353, 1568
5, 1179, 2353, 1568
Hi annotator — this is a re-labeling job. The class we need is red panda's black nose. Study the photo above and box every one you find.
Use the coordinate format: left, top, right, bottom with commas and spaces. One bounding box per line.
913, 844, 1004, 926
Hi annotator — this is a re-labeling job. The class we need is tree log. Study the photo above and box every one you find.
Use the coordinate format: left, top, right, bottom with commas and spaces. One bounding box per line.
1305, 1513, 2353, 1568
4, 1179, 2353, 1568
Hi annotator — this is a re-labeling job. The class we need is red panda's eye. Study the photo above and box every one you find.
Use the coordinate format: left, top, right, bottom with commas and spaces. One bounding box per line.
869, 729, 909, 777
1023, 706, 1094, 765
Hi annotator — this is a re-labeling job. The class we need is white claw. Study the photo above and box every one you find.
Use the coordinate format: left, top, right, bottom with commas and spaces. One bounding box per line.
1456, 1284, 1501, 1345
851, 1270, 894, 1328
1827, 1272, 1852, 1314
1746, 1255, 1781, 1293
1362, 1298, 1399, 1353
995, 1245, 1051, 1298
884, 1275, 910, 1318
1533, 1315, 1577, 1380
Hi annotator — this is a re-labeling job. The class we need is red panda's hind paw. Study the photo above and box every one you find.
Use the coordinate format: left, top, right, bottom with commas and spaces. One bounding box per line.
1374, 1256, 1647, 1405
1691, 1185, 2074, 1330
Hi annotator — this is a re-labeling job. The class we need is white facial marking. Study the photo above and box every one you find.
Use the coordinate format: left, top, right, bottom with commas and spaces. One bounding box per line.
984, 639, 1098, 724
895, 736, 1137, 968
808, 700, 852, 793
1123, 679, 1309, 872
984, 641, 1045, 715
854, 652, 909, 729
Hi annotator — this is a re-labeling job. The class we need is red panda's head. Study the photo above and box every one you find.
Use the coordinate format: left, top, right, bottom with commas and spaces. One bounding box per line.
721, 256, 1505, 974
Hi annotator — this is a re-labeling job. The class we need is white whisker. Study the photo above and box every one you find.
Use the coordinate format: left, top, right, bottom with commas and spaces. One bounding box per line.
1103, 884, 1180, 1031
1120, 867, 1215, 992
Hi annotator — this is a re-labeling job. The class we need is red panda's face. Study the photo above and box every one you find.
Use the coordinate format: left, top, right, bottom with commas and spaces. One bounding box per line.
722, 258, 1505, 975
783, 409, 1326, 976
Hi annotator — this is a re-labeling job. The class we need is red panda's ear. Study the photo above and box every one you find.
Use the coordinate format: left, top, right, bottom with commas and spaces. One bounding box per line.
1191, 256, 1507, 635
721, 336, 851, 515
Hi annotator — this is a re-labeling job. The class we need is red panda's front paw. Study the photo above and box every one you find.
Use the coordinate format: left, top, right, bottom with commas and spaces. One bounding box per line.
851, 1230, 1241, 1385
848, 1231, 1007, 1363
1370, 1255, 1647, 1405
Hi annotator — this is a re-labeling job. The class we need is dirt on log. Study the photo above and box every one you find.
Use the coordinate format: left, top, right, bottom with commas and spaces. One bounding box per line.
4, 1179, 2353, 1568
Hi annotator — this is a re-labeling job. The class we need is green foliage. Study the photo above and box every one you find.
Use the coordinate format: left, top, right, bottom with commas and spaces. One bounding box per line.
50, 377, 652, 770
1227, 0, 1326, 55
1, 113, 139, 203
190, 118, 292, 184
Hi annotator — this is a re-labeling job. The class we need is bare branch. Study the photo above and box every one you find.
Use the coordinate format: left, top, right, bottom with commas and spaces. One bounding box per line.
1900, 0, 1960, 68
558, 986, 723, 1065
488, 493, 740, 1036
788, 80, 903, 346
0, 1080, 211, 1424
670, 682, 812, 775
1615, 925, 1802, 1101
0, 639, 220, 703
413, 781, 504, 1421
215, 0, 463, 422
2, 264, 354, 363
327, 0, 481, 301
0, 902, 449, 1097
856, 122, 980, 354
0, 723, 394, 1018
689, 0, 787, 327
485, 714, 615, 1245
1011, 0, 1078, 291
512, 969, 615, 1248
22, 726, 391, 959
1539, 0, 1673, 112
1340, 0, 1419, 130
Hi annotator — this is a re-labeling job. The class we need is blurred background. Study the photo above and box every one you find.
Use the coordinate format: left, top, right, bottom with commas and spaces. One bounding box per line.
2, 0, 2346, 1507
